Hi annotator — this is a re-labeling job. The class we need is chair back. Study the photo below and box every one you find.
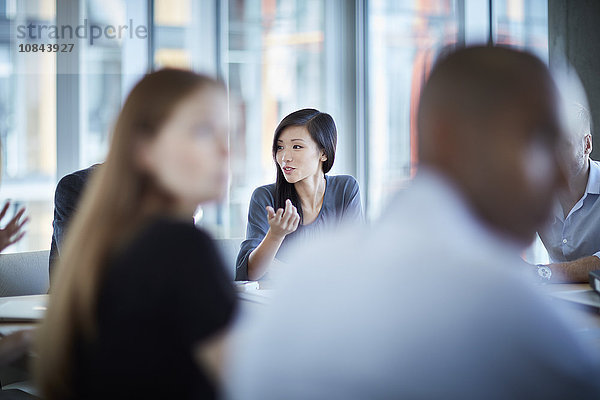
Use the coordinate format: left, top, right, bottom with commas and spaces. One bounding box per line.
0, 250, 50, 296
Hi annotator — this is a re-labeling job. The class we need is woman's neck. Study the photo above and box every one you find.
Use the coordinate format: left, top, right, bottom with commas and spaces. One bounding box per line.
171, 201, 198, 222
294, 173, 326, 212
144, 191, 196, 223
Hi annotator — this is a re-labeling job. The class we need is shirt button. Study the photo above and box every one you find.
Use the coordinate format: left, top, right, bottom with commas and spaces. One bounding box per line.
563, 238, 568, 244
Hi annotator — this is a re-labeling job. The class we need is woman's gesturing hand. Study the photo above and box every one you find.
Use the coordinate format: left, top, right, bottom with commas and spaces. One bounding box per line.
266, 199, 300, 239
0, 201, 29, 253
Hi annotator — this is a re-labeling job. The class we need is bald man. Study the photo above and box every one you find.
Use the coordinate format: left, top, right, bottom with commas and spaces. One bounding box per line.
227, 47, 600, 399
537, 103, 600, 282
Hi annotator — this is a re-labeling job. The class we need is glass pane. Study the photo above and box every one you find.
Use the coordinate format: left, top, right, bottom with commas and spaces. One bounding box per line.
494, 0, 548, 60
152, 0, 220, 234
153, 0, 195, 70
367, 0, 548, 220
367, 0, 459, 219
81, 0, 148, 168
0, 0, 57, 252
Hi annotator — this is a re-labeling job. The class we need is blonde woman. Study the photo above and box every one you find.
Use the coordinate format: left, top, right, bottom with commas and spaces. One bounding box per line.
35, 69, 236, 399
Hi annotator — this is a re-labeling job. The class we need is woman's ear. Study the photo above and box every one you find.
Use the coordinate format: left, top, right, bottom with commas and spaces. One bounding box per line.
320, 150, 327, 162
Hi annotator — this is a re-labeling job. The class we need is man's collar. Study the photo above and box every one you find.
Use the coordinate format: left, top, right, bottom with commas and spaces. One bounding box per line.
406, 168, 525, 255
552, 159, 600, 222
585, 159, 600, 195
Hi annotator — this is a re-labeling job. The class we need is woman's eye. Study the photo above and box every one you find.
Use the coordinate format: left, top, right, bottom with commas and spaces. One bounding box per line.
293, 145, 303, 149
276, 146, 284, 150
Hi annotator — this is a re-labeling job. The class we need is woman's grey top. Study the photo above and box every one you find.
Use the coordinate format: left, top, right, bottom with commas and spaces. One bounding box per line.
235, 175, 363, 280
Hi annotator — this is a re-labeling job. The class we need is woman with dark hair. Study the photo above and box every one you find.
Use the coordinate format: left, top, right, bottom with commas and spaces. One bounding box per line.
236, 108, 363, 281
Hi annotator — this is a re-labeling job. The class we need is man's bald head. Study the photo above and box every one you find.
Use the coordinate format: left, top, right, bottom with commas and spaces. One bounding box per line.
418, 46, 555, 163
416, 46, 566, 246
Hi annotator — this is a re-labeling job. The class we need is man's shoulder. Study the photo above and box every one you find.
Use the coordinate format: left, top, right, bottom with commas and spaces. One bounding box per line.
56, 164, 100, 191
55, 165, 101, 207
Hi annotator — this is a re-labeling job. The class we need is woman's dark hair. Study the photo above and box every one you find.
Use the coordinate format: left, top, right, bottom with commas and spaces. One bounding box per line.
272, 108, 337, 224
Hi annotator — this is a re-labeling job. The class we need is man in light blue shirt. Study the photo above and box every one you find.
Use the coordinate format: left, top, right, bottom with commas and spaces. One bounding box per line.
227, 47, 600, 400
538, 103, 600, 282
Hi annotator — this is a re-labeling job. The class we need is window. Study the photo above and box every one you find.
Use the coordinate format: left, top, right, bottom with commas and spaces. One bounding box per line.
0, 0, 56, 252
153, 0, 216, 73
1, 0, 148, 253
366, 0, 549, 219
81, 0, 136, 168
367, 0, 459, 219
1, 0, 550, 253
493, 0, 548, 60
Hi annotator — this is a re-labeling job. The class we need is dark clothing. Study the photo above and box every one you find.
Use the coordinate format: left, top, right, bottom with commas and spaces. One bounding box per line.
49, 165, 98, 277
72, 218, 237, 400
0, 390, 38, 400
236, 174, 363, 280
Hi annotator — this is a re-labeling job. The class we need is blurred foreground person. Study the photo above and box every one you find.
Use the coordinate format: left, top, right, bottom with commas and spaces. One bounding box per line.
227, 46, 600, 399
35, 69, 236, 400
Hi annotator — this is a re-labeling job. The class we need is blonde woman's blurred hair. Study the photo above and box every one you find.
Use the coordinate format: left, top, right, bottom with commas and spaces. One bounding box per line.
34, 68, 225, 400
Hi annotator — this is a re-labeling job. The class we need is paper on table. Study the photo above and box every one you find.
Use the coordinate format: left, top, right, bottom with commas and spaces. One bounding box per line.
548, 289, 600, 309
0, 295, 48, 322
233, 281, 260, 292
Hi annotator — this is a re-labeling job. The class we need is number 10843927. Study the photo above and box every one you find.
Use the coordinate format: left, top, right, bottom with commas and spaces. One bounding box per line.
18, 43, 74, 52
